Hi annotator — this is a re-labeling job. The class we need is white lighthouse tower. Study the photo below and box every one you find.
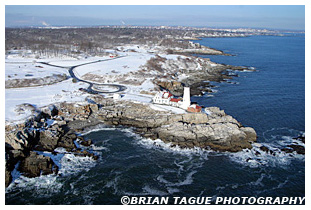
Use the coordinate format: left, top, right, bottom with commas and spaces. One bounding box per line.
180, 87, 191, 110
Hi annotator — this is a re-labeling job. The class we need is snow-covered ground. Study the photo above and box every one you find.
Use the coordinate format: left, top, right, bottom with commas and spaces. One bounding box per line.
74, 52, 154, 77
5, 58, 69, 80
5, 80, 89, 122
5, 46, 186, 123
48, 56, 109, 67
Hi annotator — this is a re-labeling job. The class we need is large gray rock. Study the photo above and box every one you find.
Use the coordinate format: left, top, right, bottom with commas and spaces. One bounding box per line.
91, 99, 257, 152
155, 120, 253, 152
182, 113, 208, 124
5, 149, 25, 187
35, 129, 60, 151
5, 128, 39, 151
206, 107, 226, 117
41, 104, 58, 117
19, 151, 58, 178
5, 132, 25, 150
57, 131, 77, 151
5, 167, 12, 188
240, 127, 257, 143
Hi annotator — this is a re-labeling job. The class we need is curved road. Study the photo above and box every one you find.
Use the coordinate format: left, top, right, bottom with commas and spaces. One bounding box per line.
39, 57, 127, 94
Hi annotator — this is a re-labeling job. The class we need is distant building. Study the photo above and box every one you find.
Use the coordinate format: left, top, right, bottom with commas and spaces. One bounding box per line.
152, 86, 200, 112
109, 53, 118, 58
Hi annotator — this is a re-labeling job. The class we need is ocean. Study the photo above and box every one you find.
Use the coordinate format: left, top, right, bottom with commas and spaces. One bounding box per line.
5, 34, 305, 204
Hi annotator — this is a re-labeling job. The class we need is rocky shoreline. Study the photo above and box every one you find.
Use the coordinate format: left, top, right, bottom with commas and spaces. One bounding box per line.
155, 63, 253, 97
5, 93, 306, 188
5, 96, 258, 187
4, 35, 302, 189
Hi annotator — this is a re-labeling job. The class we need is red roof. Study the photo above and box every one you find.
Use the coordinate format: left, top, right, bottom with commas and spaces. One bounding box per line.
162, 92, 173, 98
193, 105, 201, 109
187, 105, 202, 113
170, 98, 181, 103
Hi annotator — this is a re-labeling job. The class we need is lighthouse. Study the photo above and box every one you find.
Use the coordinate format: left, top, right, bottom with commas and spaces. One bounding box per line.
180, 86, 191, 110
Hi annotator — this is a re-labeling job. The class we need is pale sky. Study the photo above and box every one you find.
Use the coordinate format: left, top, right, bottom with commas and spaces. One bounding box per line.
5, 5, 305, 30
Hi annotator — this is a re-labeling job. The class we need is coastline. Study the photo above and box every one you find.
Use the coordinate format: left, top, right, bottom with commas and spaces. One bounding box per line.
5, 97, 257, 187
4, 30, 304, 190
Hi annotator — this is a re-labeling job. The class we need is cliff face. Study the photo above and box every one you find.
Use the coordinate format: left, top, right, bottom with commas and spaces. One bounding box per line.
5, 97, 257, 187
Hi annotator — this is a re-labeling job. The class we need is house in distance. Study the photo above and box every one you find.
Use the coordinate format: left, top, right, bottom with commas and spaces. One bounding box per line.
152, 87, 202, 112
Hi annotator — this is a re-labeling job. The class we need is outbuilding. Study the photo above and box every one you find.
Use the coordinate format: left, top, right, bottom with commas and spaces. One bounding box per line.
187, 104, 202, 113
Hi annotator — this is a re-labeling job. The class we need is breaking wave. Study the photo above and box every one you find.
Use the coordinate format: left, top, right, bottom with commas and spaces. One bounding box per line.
228, 142, 304, 168
6, 148, 97, 195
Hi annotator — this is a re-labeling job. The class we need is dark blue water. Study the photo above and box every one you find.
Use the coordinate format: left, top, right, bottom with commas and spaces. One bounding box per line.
193, 35, 305, 142
6, 35, 305, 204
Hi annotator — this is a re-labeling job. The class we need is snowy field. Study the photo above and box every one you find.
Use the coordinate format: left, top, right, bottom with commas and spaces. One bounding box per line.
48, 56, 110, 67
5, 46, 186, 123
5, 80, 89, 122
74, 52, 154, 77
5, 58, 69, 80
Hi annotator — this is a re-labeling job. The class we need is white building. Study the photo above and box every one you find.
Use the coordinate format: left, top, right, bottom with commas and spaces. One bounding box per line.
179, 87, 191, 110
152, 91, 173, 105
152, 87, 191, 110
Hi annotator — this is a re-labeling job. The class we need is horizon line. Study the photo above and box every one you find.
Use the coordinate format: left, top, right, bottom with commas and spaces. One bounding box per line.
4, 24, 305, 32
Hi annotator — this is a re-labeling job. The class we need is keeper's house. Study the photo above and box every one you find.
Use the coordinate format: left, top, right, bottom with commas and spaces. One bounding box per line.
152, 87, 202, 112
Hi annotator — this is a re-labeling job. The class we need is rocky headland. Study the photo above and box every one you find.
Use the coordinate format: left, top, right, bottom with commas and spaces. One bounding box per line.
5, 27, 303, 190
5, 96, 258, 187
6, 92, 306, 188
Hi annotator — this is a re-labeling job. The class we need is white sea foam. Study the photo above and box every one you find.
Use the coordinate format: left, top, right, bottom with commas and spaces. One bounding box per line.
262, 127, 304, 143
228, 142, 304, 168
246, 173, 267, 187
214, 174, 271, 197
54, 147, 68, 153
6, 173, 62, 196
157, 175, 171, 185
166, 170, 197, 187
84, 126, 214, 159
119, 183, 169, 196
89, 144, 108, 151
277, 135, 305, 147
58, 153, 97, 176
81, 124, 117, 135
104, 175, 121, 194
228, 127, 305, 168
251, 176, 290, 195
74, 138, 108, 152
167, 187, 180, 194
135, 137, 211, 159
85, 126, 304, 170
10, 161, 21, 182
142, 185, 169, 196
7, 150, 97, 193
171, 170, 197, 186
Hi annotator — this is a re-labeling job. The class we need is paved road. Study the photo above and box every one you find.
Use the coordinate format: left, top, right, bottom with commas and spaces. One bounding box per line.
39, 57, 127, 94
